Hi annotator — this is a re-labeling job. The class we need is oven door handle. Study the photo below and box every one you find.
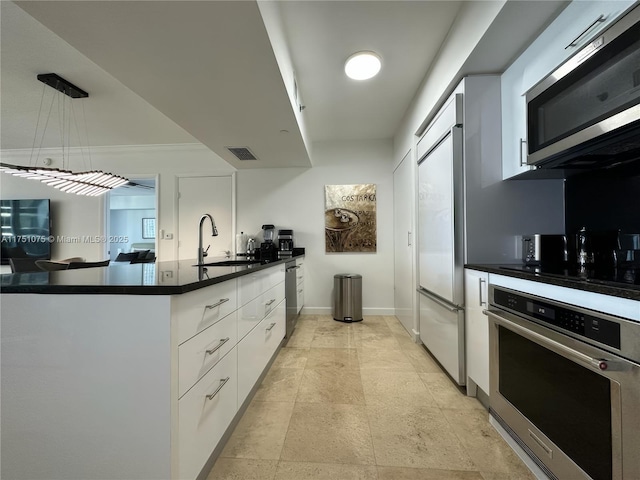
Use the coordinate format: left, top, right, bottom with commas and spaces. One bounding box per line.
484, 309, 626, 373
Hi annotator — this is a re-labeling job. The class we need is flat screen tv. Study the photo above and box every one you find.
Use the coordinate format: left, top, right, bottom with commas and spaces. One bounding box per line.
0, 199, 51, 265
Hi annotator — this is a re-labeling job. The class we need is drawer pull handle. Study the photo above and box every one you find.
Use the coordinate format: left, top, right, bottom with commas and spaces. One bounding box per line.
206, 337, 230, 355
265, 299, 276, 306
205, 376, 230, 401
298, 289, 303, 293
266, 322, 277, 332
205, 298, 229, 310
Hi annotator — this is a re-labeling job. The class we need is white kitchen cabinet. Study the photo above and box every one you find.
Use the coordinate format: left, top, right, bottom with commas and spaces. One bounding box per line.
178, 347, 237, 480
295, 257, 304, 314
172, 279, 237, 345
237, 281, 285, 340
178, 310, 238, 398
0, 262, 289, 480
501, 0, 635, 179
464, 268, 489, 396
237, 297, 286, 405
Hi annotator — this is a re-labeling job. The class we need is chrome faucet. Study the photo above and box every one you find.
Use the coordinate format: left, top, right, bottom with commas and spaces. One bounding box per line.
198, 214, 218, 265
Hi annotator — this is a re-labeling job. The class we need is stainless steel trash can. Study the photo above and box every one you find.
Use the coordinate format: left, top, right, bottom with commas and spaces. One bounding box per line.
333, 273, 363, 322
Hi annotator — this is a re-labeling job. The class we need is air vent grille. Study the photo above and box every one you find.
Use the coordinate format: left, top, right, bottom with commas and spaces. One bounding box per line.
226, 147, 258, 161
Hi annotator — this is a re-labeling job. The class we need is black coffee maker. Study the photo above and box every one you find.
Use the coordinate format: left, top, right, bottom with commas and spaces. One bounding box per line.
278, 229, 294, 258
260, 224, 278, 261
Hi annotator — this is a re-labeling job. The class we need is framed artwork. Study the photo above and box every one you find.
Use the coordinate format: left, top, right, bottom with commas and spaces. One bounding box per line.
142, 218, 156, 239
324, 184, 377, 253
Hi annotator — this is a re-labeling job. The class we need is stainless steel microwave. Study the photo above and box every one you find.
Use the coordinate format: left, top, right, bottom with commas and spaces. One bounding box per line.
526, 4, 640, 172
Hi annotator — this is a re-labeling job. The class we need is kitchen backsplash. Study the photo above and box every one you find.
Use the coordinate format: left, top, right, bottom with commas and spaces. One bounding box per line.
564, 169, 640, 235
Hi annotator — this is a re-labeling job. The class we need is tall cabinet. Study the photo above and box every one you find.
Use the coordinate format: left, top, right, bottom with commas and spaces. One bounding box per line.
393, 149, 415, 337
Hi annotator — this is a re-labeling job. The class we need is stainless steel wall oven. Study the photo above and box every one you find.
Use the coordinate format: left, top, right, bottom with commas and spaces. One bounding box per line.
485, 285, 640, 480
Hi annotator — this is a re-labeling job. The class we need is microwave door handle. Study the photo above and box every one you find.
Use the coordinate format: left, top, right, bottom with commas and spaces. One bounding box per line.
565, 14, 605, 49
519, 138, 528, 166
484, 309, 628, 373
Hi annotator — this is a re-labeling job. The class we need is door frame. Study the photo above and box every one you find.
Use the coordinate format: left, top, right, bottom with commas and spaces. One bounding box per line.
174, 172, 236, 262
104, 173, 160, 260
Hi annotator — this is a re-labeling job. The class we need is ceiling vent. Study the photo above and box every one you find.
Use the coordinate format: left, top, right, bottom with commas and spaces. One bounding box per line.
226, 147, 258, 161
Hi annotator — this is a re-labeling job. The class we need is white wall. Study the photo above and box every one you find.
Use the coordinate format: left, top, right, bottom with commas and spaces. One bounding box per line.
236, 139, 394, 315
393, 0, 506, 166
0, 144, 234, 262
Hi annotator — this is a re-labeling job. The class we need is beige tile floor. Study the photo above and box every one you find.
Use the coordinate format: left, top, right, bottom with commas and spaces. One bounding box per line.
207, 315, 536, 480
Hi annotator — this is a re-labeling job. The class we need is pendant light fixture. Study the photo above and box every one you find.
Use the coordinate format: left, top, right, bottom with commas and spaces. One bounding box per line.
0, 73, 129, 196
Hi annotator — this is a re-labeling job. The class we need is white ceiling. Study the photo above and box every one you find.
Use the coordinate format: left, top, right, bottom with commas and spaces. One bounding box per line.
1, 1, 568, 169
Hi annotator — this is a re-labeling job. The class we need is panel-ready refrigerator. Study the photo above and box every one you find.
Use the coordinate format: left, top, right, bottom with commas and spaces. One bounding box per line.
417, 90, 466, 385
416, 75, 566, 387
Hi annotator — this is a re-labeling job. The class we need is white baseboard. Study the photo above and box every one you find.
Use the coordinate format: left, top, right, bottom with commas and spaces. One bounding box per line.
300, 307, 395, 316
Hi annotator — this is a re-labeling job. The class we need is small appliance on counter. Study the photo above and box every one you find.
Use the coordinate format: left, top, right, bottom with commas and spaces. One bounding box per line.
521, 234, 568, 267
259, 224, 278, 261
522, 230, 627, 271
277, 229, 294, 258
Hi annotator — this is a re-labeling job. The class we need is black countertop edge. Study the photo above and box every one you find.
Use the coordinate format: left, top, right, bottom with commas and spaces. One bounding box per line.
465, 264, 640, 301
1, 254, 304, 295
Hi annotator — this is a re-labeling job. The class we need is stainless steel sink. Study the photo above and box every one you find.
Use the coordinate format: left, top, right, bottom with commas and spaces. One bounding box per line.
194, 259, 261, 267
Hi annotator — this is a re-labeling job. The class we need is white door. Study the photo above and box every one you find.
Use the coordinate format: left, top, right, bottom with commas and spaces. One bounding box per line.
177, 176, 233, 261
393, 151, 414, 336
418, 133, 455, 303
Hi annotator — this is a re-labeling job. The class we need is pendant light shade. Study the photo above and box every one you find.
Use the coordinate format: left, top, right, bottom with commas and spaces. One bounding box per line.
0, 73, 129, 196
0, 163, 129, 196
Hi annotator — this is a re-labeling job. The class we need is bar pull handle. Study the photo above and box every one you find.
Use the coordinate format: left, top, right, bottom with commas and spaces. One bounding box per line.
205, 298, 229, 310
519, 138, 528, 166
205, 377, 230, 401
565, 14, 605, 49
408, 231, 412, 246
298, 289, 303, 293
265, 299, 276, 306
266, 322, 277, 332
484, 309, 630, 373
205, 337, 230, 355
478, 278, 486, 306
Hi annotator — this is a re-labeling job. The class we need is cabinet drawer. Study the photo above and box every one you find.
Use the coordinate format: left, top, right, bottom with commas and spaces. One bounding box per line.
237, 298, 285, 405
296, 283, 304, 315
238, 265, 285, 307
178, 311, 238, 398
179, 348, 237, 480
238, 281, 285, 340
173, 280, 237, 345
296, 264, 304, 287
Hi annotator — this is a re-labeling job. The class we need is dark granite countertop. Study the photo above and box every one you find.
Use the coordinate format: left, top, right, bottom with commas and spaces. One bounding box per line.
466, 264, 640, 301
0, 254, 303, 295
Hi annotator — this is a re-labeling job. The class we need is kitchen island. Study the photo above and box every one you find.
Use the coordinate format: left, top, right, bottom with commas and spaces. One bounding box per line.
0, 255, 301, 480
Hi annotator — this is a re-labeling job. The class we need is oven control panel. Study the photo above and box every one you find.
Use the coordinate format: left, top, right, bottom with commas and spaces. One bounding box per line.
494, 288, 621, 350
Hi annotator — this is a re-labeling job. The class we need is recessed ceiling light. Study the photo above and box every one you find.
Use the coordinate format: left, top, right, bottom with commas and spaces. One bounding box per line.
344, 51, 382, 80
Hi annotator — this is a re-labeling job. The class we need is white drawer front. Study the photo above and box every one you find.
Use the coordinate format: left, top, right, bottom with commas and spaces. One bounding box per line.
179, 349, 237, 480
237, 281, 285, 340
173, 280, 238, 345
237, 298, 285, 406
178, 311, 238, 398
295, 259, 304, 284
296, 282, 304, 314
238, 265, 285, 307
